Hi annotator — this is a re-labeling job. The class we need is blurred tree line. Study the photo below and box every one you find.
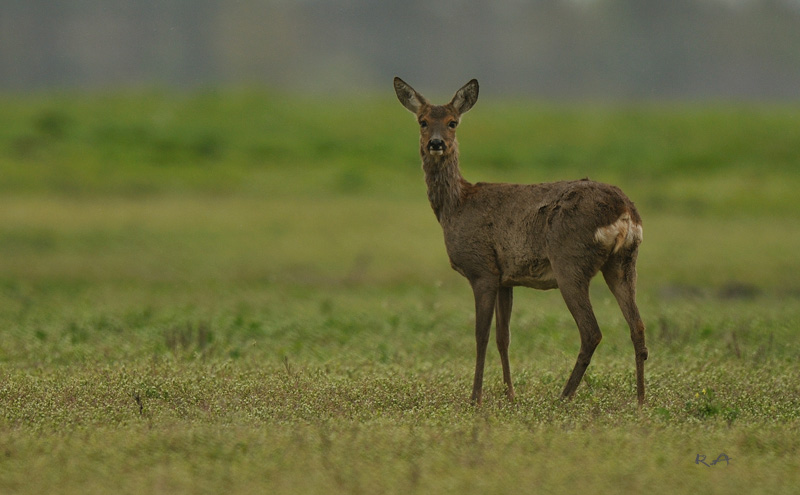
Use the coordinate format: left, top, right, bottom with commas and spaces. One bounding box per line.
1, 0, 799, 99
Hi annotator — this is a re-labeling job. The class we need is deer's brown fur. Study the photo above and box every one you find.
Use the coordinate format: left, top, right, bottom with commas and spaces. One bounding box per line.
394, 77, 648, 406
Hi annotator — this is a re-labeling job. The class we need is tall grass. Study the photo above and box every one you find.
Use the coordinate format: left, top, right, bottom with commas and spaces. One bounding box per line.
2, 91, 799, 214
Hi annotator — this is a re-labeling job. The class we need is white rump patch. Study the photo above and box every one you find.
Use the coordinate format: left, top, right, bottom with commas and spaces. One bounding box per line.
594, 212, 643, 254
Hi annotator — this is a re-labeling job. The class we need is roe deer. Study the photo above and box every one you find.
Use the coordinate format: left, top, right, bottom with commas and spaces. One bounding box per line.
394, 77, 648, 406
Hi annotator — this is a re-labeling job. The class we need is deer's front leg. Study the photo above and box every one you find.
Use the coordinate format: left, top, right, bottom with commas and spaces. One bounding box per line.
496, 286, 514, 401
470, 279, 498, 405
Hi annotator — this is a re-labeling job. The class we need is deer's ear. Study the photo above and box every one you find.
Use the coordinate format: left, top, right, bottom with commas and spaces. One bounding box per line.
451, 79, 479, 115
394, 77, 427, 114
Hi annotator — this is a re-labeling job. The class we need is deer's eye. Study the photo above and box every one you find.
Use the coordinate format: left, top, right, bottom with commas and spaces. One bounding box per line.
419, 120, 428, 128
448, 121, 458, 129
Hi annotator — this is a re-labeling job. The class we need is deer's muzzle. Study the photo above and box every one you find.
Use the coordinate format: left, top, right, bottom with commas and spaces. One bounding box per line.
427, 139, 446, 155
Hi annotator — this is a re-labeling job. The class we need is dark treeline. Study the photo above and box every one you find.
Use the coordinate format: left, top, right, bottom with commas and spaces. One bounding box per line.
1, 0, 799, 99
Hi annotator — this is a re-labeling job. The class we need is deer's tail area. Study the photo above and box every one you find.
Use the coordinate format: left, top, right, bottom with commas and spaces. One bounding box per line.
593, 211, 643, 254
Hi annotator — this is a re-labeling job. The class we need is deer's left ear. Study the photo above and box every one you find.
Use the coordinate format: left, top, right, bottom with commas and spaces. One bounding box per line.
451, 79, 479, 115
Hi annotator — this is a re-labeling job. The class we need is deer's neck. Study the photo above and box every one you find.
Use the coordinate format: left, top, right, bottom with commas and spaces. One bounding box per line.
422, 149, 470, 222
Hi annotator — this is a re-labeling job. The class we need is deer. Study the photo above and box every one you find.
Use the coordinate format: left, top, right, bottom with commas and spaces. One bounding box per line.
393, 77, 648, 406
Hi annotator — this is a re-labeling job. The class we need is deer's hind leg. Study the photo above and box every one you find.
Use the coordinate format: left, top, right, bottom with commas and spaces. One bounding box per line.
601, 248, 648, 407
554, 270, 603, 401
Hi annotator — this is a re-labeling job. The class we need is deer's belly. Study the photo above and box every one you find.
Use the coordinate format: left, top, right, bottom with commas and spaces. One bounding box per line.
500, 259, 558, 290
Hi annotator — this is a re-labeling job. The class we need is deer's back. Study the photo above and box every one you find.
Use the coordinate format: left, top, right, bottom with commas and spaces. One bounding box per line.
441, 179, 641, 288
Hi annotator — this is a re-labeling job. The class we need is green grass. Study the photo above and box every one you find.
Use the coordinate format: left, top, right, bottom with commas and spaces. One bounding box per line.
1, 90, 799, 494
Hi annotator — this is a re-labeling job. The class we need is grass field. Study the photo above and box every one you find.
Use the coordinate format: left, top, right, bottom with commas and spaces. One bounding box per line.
1, 90, 800, 494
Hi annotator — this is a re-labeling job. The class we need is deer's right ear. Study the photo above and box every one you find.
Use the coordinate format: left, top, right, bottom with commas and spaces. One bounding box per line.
394, 77, 427, 114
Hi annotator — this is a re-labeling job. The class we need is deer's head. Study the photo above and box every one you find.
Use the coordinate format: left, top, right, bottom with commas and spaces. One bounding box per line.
394, 77, 479, 158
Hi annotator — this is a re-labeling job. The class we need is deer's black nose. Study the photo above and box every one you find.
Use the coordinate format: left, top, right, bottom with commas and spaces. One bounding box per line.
428, 139, 445, 151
